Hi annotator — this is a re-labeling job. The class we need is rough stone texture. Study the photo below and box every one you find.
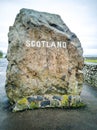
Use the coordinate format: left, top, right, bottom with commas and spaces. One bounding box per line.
13, 95, 85, 112
83, 63, 97, 87
6, 8, 84, 108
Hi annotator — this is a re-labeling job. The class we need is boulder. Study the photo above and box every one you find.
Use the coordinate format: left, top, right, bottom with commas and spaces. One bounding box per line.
6, 8, 84, 111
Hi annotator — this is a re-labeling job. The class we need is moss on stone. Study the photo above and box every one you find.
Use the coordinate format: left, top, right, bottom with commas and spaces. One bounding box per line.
13, 95, 86, 112
13, 98, 29, 112
61, 95, 68, 106
29, 101, 39, 109
17, 98, 28, 105
71, 102, 86, 108
76, 102, 86, 108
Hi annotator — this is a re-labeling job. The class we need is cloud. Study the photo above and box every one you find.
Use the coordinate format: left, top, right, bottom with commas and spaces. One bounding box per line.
83, 49, 97, 56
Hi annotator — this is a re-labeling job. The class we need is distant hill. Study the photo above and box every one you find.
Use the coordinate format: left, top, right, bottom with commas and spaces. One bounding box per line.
84, 55, 97, 59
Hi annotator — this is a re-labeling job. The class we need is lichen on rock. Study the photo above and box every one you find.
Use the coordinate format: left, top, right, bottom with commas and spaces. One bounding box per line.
13, 95, 85, 112
6, 8, 84, 111
13, 98, 29, 112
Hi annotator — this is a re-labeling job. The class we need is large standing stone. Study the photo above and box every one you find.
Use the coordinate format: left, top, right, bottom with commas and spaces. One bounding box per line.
6, 8, 84, 111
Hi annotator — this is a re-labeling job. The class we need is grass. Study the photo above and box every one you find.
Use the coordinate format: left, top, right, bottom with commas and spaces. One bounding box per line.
0, 51, 3, 58
0, 55, 3, 58
84, 59, 97, 63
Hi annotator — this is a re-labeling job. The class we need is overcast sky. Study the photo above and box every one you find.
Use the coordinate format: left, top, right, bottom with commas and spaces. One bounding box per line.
0, 0, 97, 56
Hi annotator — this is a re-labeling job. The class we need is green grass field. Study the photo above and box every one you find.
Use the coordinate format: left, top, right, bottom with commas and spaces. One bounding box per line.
84, 59, 97, 63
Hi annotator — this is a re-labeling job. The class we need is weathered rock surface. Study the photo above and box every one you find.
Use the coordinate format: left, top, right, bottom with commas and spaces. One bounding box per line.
6, 8, 84, 110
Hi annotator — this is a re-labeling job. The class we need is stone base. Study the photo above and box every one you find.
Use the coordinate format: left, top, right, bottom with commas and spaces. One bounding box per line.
13, 95, 85, 112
